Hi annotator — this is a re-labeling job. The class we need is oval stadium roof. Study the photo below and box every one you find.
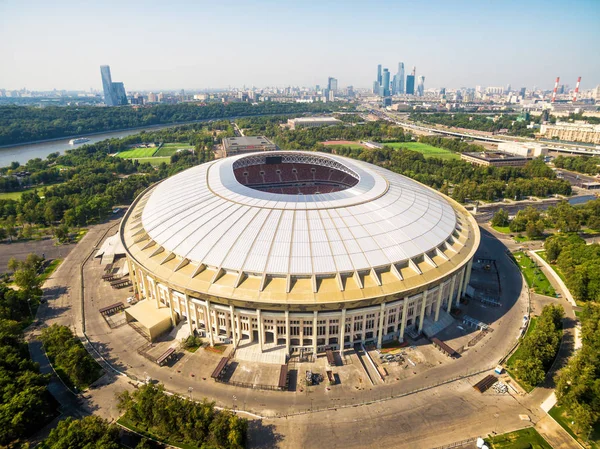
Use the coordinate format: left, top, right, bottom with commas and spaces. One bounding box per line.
140, 151, 459, 278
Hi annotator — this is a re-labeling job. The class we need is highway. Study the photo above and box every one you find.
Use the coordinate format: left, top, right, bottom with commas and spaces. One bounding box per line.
369, 107, 600, 156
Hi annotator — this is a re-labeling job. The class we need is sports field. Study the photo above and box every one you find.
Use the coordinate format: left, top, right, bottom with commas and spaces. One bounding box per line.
383, 142, 459, 160
154, 143, 194, 157
115, 147, 158, 159
321, 140, 367, 150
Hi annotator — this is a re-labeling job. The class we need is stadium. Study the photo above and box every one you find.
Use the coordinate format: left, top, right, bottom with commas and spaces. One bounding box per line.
120, 151, 480, 355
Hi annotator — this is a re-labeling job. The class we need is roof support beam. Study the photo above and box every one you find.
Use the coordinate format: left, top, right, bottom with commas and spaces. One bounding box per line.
312, 275, 317, 293
409, 259, 422, 275
160, 252, 176, 265
370, 268, 381, 286
286, 275, 291, 293
353, 271, 363, 289
259, 273, 268, 292
149, 246, 164, 258
336, 273, 344, 291
191, 263, 207, 278
424, 253, 437, 268
436, 247, 449, 261
234, 271, 245, 288
174, 258, 190, 272
141, 240, 156, 251
210, 267, 225, 284
390, 264, 403, 281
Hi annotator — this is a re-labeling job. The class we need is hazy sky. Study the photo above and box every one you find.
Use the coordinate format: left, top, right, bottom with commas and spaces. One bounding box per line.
1, 0, 599, 91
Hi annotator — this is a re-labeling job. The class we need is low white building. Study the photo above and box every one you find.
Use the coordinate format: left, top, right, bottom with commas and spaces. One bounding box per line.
288, 117, 342, 129
497, 142, 548, 158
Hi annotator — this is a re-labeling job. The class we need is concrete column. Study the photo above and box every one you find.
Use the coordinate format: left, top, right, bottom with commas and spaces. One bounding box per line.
325, 317, 330, 345
285, 310, 290, 354
361, 314, 367, 342
229, 305, 237, 349
395, 305, 402, 337
257, 309, 264, 352
167, 288, 177, 327
300, 318, 304, 347
127, 260, 137, 296
205, 301, 214, 347
339, 309, 346, 355
418, 291, 428, 333
152, 280, 160, 308
447, 276, 457, 313
312, 311, 318, 354
377, 303, 386, 349
463, 259, 473, 292
399, 298, 408, 341
457, 269, 466, 301
185, 294, 193, 334
435, 285, 443, 322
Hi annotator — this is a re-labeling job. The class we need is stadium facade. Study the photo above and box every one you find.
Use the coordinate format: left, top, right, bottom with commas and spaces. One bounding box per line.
120, 151, 480, 354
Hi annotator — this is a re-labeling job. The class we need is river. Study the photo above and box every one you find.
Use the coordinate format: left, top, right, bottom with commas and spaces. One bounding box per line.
0, 122, 208, 167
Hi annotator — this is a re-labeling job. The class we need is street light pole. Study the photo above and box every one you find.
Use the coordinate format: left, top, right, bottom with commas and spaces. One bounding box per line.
188, 386, 193, 401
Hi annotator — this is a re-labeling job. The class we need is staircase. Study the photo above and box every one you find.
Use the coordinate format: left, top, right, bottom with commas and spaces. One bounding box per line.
422, 310, 455, 338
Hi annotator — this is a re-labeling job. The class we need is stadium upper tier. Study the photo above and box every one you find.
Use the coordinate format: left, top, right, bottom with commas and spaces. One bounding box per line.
122, 151, 478, 305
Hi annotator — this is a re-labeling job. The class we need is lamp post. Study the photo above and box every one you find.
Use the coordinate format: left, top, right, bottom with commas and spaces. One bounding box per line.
188, 386, 193, 401
232, 395, 237, 410
27, 298, 33, 319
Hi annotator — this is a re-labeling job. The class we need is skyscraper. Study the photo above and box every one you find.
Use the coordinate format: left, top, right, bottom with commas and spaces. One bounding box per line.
381, 68, 391, 97
406, 75, 415, 95
406, 66, 416, 95
328, 77, 338, 92
374, 64, 382, 94
100, 65, 128, 106
417, 76, 425, 96
396, 62, 405, 94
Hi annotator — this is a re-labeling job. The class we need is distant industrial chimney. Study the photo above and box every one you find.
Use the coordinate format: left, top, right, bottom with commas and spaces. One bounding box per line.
572, 76, 581, 102
551, 77, 560, 103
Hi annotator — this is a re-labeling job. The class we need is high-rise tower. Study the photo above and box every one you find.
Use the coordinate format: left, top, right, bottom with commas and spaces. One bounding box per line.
417, 76, 425, 96
397, 62, 405, 94
381, 68, 391, 97
100, 65, 128, 106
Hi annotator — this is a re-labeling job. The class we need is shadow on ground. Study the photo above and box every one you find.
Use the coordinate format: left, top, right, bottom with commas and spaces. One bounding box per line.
248, 420, 285, 449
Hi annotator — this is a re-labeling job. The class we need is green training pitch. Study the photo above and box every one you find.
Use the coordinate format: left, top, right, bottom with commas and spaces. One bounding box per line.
115, 147, 158, 159
323, 143, 367, 150
383, 142, 460, 160
154, 143, 194, 157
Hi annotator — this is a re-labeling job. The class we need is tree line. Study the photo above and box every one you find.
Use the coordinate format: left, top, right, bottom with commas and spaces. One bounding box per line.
39, 324, 103, 390
409, 112, 544, 137
545, 234, 600, 303
117, 383, 247, 449
510, 304, 564, 388
553, 155, 600, 176
492, 199, 600, 240
0, 101, 346, 146
555, 303, 600, 436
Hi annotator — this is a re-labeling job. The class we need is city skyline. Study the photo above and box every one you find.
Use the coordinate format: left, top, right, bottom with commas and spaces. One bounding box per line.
1, 0, 599, 91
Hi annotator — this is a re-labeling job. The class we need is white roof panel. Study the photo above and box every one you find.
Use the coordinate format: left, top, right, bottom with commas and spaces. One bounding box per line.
141, 151, 457, 276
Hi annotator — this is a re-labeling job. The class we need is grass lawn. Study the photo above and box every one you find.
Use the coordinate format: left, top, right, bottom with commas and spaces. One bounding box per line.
115, 147, 158, 158
383, 142, 460, 160
549, 404, 600, 449
0, 182, 65, 200
486, 427, 552, 449
537, 251, 568, 285
581, 228, 600, 236
133, 157, 171, 166
505, 317, 538, 393
38, 259, 62, 284
117, 416, 199, 449
154, 142, 194, 157
322, 142, 367, 150
492, 225, 511, 234
513, 251, 556, 297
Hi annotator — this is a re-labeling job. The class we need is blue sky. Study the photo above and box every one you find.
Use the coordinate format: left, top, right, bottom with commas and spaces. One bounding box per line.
1, 0, 599, 91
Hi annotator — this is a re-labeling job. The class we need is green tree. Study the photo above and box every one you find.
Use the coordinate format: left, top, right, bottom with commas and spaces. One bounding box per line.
39, 416, 121, 449
491, 209, 509, 227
